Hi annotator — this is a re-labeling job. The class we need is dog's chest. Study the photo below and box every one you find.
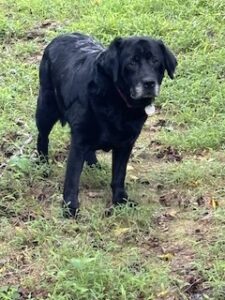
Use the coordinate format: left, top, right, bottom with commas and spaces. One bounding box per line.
92, 109, 146, 150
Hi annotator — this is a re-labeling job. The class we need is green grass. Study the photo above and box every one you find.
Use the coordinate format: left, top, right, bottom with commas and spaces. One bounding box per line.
1, 0, 225, 299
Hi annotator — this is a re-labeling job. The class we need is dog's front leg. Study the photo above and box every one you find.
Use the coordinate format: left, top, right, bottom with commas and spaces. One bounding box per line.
111, 144, 134, 205
63, 136, 86, 217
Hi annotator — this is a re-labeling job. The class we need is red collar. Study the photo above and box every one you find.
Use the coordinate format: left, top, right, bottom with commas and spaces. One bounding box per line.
116, 87, 132, 108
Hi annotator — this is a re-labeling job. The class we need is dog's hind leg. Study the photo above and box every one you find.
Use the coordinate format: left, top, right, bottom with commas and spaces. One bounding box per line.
36, 88, 60, 161
63, 136, 87, 217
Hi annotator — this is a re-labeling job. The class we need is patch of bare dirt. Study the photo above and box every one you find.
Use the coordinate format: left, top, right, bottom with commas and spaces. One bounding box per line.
26, 52, 43, 64
19, 287, 49, 300
1, 132, 23, 158
155, 146, 183, 162
23, 20, 62, 64
0, 251, 49, 298
26, 20, 60, 41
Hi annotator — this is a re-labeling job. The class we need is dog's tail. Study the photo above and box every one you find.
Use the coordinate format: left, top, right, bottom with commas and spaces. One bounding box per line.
38, 49, 66, 126
39, 50, 53, 90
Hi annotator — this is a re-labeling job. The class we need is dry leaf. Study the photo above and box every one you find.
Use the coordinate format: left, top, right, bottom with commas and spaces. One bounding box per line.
190, 180, 200, 187
158, 253, 174, 261
113, 227, 130, 237
164, 209, 178, 220
129, 175, 139, 181
127, 165, 134, 171
15, 226, 23, 232
209, 198, 219, 209
157, 290, 169, 298
88, 192, 103, 198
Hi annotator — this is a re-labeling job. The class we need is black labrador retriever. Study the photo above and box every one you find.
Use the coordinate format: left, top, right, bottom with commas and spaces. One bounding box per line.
36, 33, 177, 217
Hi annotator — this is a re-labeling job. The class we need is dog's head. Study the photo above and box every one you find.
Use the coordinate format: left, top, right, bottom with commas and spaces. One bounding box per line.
100, 36, 177, 108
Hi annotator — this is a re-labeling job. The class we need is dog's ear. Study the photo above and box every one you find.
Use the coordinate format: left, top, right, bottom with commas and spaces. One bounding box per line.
158, 40, 177, 79
100, 37, 122, 82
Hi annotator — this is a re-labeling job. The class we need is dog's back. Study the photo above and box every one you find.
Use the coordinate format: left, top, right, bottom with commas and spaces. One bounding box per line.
44, 33, 104, 72
39, 33, 104, 114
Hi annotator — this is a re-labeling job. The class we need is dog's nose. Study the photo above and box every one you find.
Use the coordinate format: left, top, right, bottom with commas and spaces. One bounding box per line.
143, 79, 156, 89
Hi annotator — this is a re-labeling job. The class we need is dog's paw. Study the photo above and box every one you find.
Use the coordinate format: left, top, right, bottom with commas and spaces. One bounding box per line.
113, 198, 138, 207
62, 204, 80, 218
35, 156, 50, 177
104, 205, 114, 217
105, 199, 138, 217
36, 154, 49, 164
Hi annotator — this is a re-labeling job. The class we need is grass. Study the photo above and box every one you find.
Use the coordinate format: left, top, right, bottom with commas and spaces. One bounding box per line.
1, 0, 225, 299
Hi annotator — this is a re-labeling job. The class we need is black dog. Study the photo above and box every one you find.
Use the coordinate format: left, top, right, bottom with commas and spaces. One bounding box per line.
36, 33, 177, 217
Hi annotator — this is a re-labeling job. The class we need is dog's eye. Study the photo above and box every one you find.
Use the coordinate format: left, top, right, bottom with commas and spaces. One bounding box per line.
129, 60, 136, 66
152, 57, 159, 64
129, 56, 140, 66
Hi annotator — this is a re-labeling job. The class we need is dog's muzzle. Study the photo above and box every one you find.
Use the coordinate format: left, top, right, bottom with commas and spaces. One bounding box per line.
130, 80, 160, 100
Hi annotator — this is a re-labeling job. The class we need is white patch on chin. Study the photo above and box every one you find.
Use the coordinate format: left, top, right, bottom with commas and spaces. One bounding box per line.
154, 83, 160, 96
131, 83, 143, 99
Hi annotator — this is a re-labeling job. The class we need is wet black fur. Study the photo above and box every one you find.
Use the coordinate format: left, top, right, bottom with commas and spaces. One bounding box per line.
36, 32, 177, 217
